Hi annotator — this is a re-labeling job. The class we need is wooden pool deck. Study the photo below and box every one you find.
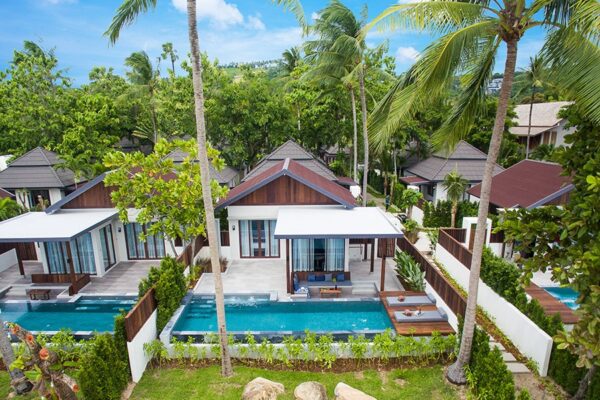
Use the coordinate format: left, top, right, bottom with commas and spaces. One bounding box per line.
525, 283, 578, 325
380, 291, 455, 336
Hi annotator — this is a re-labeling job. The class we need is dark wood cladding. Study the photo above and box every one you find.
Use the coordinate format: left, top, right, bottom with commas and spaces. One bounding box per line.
125, 287, 157, 341
443, 228, 466, 243
31, 273, 87, 284
489, 230, 505, 243
0, 242, 37, 260
232, 176, 338, 206
62, 181, 115, 209
176, 235, 207, 268
439, 229, 473, 268
220, 231, 230, 246
397, 237, 467, 318
377, 238, 396, 258
68, 274, 91, 295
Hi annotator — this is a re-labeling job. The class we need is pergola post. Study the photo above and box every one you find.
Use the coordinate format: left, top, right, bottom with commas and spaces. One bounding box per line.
65, 241, 77, 287
370, 239, 375, 272
17, 250, 24, 276
380, 255, 386, 292
286, 239, 291, 294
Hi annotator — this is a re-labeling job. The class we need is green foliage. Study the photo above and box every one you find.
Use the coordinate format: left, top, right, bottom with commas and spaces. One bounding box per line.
398, 189, 423, 213
529, 144, 559, 162
113, 311, 130, 373
0, 198, 24, 221
402, 219, 419, 244
480, 248, 527, 307
79, 333, 129, 400
423, 200, 478, 228
143, 339, 168, 367
394, 250, 425, 291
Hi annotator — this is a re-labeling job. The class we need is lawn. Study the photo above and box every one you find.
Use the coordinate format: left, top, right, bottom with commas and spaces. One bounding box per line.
130, 365, 461, 400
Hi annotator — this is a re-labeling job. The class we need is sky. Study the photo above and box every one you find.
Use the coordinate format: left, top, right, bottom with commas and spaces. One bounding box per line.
0, 0, 548, 85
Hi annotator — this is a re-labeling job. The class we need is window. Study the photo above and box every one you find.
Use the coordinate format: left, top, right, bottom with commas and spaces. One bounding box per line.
239, 220, 279, 258
28, 189, 50, 209
44, 232, 97, 275
99, 224, 117, 270
292, 238, 345, 272
124, 223, 166, 259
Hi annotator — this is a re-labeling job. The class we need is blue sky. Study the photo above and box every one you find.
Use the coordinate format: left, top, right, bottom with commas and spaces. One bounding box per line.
0, 0, 547, 85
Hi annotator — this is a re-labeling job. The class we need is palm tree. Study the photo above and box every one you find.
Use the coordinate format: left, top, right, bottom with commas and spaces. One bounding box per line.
366, 0, 600, 384
124, 51, 160, 143
282, 46, 302, 75
161, 42, 178, 75
106, 0, 305, 378
0, 198, 23, 221
0, 319, 33, 395
305, 0, 369, 202
513, 55, 551, 159
442, 170, 468, 228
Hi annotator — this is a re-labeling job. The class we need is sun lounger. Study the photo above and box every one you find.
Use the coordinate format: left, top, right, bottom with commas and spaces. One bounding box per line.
386, 294, 436, 307
394, 308, 448, 323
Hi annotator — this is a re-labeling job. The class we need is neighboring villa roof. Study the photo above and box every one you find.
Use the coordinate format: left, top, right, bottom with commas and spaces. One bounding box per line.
0, 147, 76, 189
216, 158, 356, 210
510, 101, 573, 137
406, 141, 503, 183
166, 149, 239, 185
323, 144, 350, 155
399, 176, 430, 185
243, 140, 337, 182
467, 159, 573, 209
0, 187, 14, 199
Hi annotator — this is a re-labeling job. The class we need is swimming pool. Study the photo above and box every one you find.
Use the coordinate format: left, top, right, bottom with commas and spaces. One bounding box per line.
543, 287, 579, 310
0, 296, 136, 333
172, 295, 393, 337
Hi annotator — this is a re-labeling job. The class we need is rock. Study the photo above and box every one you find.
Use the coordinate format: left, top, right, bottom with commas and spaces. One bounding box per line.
294, 381, 327, 400
334, 382, 376, 400
242, 377, 285, 400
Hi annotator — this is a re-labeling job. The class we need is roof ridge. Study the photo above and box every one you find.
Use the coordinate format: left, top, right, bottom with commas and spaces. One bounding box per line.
43, 149, 66, 186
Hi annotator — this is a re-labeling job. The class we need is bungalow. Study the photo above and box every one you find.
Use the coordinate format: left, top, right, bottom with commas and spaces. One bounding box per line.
400, 140, 503, 203
166, 149, 240, 188
0, 147, 79, 209
510, 101, 574, 150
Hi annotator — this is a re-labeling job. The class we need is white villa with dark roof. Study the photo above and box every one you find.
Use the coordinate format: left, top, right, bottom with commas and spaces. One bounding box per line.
510, 101, 574, 149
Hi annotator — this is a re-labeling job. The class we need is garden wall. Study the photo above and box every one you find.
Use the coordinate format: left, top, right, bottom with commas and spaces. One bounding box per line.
411, 205, 424, 226
436, 244, 553, 376
127, 309, 157, 382
0, 248, 17, 273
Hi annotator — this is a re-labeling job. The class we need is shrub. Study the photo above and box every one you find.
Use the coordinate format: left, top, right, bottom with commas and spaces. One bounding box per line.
78, 333, 129, 400
423, 200, 478, 227
394, 250, 425, 291
480, 248, 527, 306
402, 219, 420, 244
113, 311, 130, 373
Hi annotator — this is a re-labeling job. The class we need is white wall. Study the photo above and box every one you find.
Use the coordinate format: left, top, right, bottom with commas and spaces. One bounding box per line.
436, 244, 553, 376
0, 249, 18, 273
411, 205, 424, 226
462, 217, 492, 246
48, 188, 63, 205
127, 309, 157, 383
434, 183, 448, 202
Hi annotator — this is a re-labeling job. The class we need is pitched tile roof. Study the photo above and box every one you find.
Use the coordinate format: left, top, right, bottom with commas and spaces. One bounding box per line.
0, 187, 14, 199
0, 147, 76, 189
216, 158, 356, 210
243, 140, 337, 182
467, 159, 573, 209
406, 141, 503, 182
510, 101, 573, 136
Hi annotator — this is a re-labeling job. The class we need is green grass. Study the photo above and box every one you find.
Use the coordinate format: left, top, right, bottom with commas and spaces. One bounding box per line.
130, 365, 460, 400
0, 372, 38, 399
367, 185, 385, 199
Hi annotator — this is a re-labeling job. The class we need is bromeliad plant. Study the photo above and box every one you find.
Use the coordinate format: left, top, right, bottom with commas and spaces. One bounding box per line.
394, 250, 426, 291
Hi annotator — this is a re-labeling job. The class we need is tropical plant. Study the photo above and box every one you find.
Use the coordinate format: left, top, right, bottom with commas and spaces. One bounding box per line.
366, 0, 600, 385
394, 250, 425, 291
399, 188, 423, 220
281, 46, 302, 76
442, 170, 469, 228
0, 319, 33, 395
105, 0, 305, 379
529, 143, 558, 162
161, 42, 178, 75
0, 198, 23, 221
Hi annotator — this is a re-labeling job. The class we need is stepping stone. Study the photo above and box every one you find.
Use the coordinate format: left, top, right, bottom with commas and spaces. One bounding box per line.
502, 352, 516, 362
490, 341, 505, 351
506, 362, 530, 374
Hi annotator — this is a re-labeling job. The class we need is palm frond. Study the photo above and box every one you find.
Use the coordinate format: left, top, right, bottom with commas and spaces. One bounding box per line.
542, 27, 600, 124
272, 0, 307, 32
105, 0, 157, 44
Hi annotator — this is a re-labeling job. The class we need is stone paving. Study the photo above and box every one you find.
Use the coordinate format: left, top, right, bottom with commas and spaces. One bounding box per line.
80, 261, 156, 295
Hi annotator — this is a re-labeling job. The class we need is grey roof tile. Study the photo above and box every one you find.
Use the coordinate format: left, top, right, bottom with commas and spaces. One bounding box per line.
0, 148, 76, 189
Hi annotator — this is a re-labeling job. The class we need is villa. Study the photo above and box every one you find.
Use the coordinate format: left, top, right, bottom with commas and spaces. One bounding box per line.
510, 101, 574, 149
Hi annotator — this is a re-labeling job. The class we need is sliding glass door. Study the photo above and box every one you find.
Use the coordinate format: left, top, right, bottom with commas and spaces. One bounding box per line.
99, 224, 116, 270
44, 232, 97, 274
124, 223, 166, 260
292, 238, 344, 272
239, 220, 279, 258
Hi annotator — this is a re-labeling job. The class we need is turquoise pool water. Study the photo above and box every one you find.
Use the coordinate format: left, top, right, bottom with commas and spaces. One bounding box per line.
173, 296, 392, 333
0, 297, 136, 332
543, 287, 579, 310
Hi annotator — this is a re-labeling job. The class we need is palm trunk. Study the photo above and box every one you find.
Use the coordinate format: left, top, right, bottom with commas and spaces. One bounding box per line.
350, 87, 358, 183
171, 58, 176, 75
573, 364, 596, 400
359, 69, 369, 206
451, 201, 457, 228
0, 318, 33, 394
446, 39, 518, 385
186, 0, 232, 377
525, 90, 534, 159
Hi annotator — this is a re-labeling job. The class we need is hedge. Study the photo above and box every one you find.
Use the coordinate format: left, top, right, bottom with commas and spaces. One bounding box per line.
423, 200, 478, 227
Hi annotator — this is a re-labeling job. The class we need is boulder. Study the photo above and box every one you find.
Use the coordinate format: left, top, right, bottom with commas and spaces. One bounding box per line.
294, 381, 327, 400
334, 382, 376, 400
242, 377, 285, 400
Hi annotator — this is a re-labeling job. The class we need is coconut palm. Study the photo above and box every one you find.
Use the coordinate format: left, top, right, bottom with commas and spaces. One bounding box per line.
442, 170, 469, 228
161, 42, 178, 75
366, 0, 600, 384
513, 55, 551, 158
0, 319, 33, 395
124, 51, 160, 143
282, 46, 302, 75
304, 0, 369, 203
106, 0, 305, 378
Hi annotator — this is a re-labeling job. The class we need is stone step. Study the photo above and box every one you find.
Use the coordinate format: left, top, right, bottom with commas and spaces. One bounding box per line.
506, 362, 530, 374
502, 352, 517, 362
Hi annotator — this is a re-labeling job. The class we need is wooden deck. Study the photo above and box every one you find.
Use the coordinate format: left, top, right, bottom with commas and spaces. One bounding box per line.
380, 291, 455, 336
526, 283, 578, 325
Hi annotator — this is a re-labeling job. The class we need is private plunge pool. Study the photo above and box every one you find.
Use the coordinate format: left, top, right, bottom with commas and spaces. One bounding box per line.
170, 295, 393, 342
543, 286, 580, 310
0, 296, 136, 335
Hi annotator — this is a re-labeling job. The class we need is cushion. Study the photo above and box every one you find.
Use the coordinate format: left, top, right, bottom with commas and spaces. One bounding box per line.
324, 273, 332, 282
315, 275, 325, 282
293, 282, 299, 292
336, 273, 345, 282
308, 274, 316, 282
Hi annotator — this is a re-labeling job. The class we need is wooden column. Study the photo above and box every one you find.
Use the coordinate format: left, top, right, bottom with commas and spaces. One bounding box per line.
17, 252, 24, 276
363, 241, 367, 261
370, 239, 375, 272
380, 256, 386, 292
286, 239, 291, 293
65, 241, 77, 289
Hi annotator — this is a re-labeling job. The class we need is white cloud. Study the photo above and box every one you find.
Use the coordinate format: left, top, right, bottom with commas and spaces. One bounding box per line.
396, 46, 420, 63
311, 12, 320, 21
246, 15, 266, 31
172, 0, 243, 29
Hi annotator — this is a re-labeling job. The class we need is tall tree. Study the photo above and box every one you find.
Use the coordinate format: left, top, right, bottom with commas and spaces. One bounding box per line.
367, 0, 600, 384
442, 170, 468, 228
281, 46, 302, 76
161, 42, 178, 75
305, 0, 369, 200
0, 319, 33, 395
124, 51, 160, 143
106, 0, 305, 378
